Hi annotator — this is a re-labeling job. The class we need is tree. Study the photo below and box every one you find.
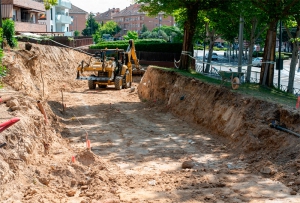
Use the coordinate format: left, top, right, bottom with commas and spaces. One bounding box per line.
209, 1, 268, 82
43, 0, 58, 10
138, 0, 229, 70
251, 0, 300, 87
3, 19, 17, 48
141, 24, 148, 34
284, 16, 300, 93
74, 30, 80, 37
82, 13, 99, 36
123, 31, 138, 40
98, 21, 121, 36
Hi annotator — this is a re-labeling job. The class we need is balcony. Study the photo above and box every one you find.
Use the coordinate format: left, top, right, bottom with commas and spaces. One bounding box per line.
15, 21, 46, 32
5, 0, 45, 12
56, 0, 71, 9
56, 14, 72, 24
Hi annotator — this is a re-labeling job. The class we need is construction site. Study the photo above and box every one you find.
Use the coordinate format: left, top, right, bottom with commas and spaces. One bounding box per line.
2, 41, 300, 203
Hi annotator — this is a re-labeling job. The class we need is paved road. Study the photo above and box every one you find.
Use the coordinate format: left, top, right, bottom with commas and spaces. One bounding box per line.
194, 50, 300, 92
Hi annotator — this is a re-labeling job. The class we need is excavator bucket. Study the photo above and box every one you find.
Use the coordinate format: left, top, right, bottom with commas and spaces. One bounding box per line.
132, 67, 145, 76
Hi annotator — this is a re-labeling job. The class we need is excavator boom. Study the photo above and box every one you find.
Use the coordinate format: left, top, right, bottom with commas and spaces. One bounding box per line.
126, 39, 145, 76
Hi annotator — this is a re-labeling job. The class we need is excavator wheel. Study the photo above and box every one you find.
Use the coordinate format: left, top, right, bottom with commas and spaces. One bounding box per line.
123, 70, 131, 89
115, 76, 123, 90
88, 75, 96, 90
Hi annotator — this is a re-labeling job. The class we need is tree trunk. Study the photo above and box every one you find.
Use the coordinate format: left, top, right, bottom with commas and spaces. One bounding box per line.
205, 36, 215, 73
179, 5, 199, 70
260, 20, 277, 87
287, 26, 300, 94
246, 18, 258, 83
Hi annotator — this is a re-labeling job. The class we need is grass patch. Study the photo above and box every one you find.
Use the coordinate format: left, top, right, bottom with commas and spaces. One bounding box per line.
152, 66, 298, 108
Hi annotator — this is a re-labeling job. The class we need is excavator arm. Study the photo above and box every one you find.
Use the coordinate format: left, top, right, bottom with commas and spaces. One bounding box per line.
125, 40, 145, 76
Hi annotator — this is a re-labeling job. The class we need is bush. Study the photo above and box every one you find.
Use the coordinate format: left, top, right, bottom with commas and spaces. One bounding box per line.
3, 19, 17, 48
253, 51, 264, 57
74, 30, 80, 37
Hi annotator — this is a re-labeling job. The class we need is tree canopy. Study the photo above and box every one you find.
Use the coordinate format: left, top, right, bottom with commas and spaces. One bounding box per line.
82, 13, 100, 36
43, 0, 58, 10
137, 0, 231, 70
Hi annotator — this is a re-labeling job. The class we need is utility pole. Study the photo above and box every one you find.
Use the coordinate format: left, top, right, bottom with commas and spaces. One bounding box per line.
278, 20, 282, 88
238, 15, 244, 73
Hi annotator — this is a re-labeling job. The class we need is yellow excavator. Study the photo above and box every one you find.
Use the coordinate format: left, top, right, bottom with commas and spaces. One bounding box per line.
76, 39, 144, 90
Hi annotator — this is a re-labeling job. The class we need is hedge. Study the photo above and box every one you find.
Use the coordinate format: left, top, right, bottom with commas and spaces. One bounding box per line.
90, 39, 183, 53
253, 51, 290, 60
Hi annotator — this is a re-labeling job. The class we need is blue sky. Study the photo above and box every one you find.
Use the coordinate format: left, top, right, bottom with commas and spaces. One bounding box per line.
69, 0, 133, 13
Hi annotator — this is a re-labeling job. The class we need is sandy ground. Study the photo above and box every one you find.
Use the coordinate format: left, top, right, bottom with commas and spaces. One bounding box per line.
1, 43, 300, 202
45, 76, 299, 202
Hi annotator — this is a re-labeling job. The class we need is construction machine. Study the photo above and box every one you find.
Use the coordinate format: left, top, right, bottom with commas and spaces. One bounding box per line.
76, 39, 144, 90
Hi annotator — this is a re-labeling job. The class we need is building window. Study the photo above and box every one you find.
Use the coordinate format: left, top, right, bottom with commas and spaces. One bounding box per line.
51, 25, 53, 32
50, 8, 53, 20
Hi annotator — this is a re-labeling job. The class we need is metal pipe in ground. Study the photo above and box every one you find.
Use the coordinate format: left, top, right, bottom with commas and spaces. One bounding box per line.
37, 101, 48, 124
270, 121, 300, 138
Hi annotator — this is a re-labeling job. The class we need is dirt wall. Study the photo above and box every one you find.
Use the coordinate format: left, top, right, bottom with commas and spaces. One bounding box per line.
138, 67, 300, 161
3, 43, 90, 99
0, 42, 90, 190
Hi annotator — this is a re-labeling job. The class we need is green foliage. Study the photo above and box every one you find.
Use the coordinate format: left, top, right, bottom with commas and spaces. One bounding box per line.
123, 31, 139, 40
252, 51, 264, 57
98, 21, 121, 36
90, 39, 182, 53
3, 19, 17, 48
0, 28, 6, 88
93, 33, 104, 44
141, 24, 148, 33
82, 13, 100, 36
74, 30, 80, 37
140, 25, 183, 43
43, 0, 58, 10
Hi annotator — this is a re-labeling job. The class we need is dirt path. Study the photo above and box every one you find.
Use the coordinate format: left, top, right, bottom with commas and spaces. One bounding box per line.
50, 77, 300, 203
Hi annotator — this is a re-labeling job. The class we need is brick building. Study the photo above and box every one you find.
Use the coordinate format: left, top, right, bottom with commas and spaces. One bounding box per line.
1, 0, 46, 33
69, 4, 88, 35
94, 8, 120, 25
95, 4, 174, 37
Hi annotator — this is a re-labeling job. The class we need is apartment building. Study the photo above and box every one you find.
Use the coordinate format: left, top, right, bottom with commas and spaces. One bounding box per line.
38, 0, 73, 36
95, 4, 175, 37
1, 0, 46, 33
69, 4, 88, 35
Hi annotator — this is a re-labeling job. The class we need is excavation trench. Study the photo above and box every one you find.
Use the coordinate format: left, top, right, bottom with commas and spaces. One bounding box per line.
1, 43, 300, 202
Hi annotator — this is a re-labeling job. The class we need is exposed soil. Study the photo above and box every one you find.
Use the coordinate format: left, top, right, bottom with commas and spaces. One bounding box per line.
1, 43, 300, 202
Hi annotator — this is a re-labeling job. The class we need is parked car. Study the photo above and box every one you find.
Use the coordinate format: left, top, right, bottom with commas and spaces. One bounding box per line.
205, 53, 218, 61
252, 57, 263, 67
217, 44, 224, 48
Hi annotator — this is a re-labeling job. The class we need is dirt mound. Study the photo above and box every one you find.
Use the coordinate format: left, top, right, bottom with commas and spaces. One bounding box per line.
2, 42, 90, 99
0, 43, 121, 202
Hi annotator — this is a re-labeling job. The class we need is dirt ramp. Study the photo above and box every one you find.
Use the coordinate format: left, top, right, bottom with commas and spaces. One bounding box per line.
138, 67, 300, 157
